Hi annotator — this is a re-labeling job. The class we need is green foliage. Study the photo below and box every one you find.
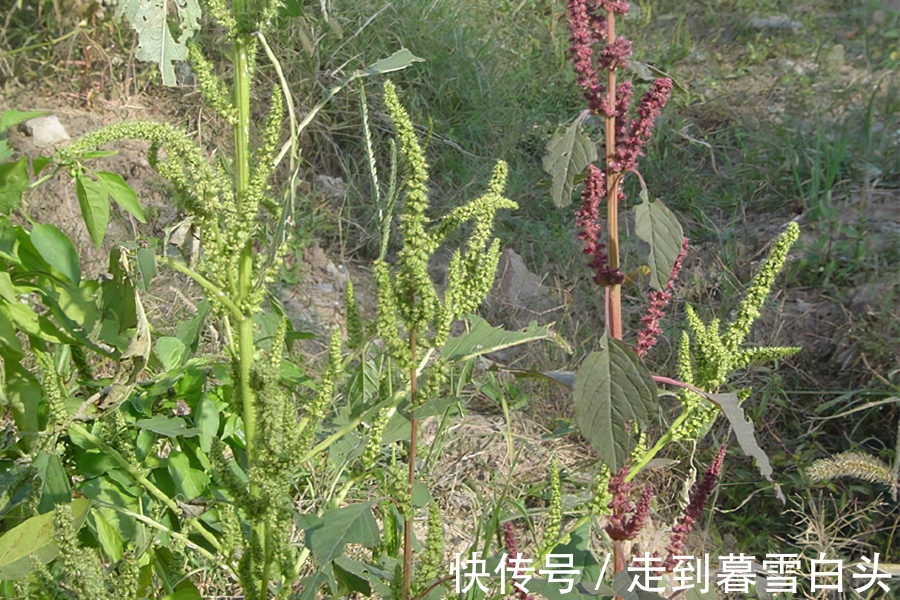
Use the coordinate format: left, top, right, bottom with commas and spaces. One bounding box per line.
573, 334, 658, 471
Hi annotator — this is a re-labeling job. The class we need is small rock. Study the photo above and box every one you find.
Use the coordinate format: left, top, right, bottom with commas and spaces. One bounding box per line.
749, 15, 803, 30
316, 282, 334, 294
19, 115, 70, 148
486, 248, 558, 328
308, 245, 328, 270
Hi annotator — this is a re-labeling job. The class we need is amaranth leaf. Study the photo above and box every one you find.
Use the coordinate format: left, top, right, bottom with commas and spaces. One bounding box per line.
542, 118, 597, 208
710, 392, 785, 503
574, 334, 657, 471
634, 193, 683, 291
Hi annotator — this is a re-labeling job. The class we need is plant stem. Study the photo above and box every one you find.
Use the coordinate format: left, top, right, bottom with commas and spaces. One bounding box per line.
402, 327, 418, 600
68, 422, 223, 554
605, 10, 622, 341
613, 539, 625, 600
156, 256, 242, 317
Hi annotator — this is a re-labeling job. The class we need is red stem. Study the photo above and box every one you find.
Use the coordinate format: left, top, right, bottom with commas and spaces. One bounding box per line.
605, 10, 622, 340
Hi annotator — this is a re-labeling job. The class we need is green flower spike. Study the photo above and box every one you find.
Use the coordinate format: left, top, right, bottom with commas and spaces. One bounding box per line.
374, 81, 516, 359
673, 223, 801, 442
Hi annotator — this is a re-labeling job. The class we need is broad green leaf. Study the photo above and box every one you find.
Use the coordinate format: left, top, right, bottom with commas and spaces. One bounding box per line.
542, 118, 597, 208
155, 336, 187, 371
92, 509, 123, 562
296, 573, 330, 600
96, 171, 146, 222
443, 314, 564, 363
0, 110, 47, 131
573, 334, 658, 471
0, 305, 23, 360
32, 156, 51, 176
30, 224, 81, 284
0, 497, 90, 580
710, 392, 785, 503
161, 586, 203, 600
115, 0, 201, 87
136, 415, 200, 439
137, 247, 158, 289
0, 465, 41, 520
174, 301, 208, 354
34, 453, 71, 505
634, 194, 684, 291
333, 558, 393, 597
57, 283, 100, 333
75, 174, 110, 249
0, 157, 29, 215
355, 48, 425, 77
167, 450, 208, 499
195, 396, 219, 454
4, 362, 41, 441
304, 502, 379, 565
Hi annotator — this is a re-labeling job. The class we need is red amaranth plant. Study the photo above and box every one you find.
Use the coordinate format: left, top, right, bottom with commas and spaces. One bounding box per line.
567, 0, 673, 339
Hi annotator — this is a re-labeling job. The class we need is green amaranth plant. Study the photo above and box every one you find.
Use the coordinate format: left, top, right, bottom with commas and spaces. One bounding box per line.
0, 1, 428, 598
529, 0, 805, 595
374, 79, 516, 600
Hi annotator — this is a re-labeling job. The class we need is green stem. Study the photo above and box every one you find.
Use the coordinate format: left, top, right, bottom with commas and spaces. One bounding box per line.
237, 316, 256, 460
68, 423, 223, 553
156, 256, 242, 317
402, 327, 418, 600
234, 37, 252, 212
625, 409, 689, 483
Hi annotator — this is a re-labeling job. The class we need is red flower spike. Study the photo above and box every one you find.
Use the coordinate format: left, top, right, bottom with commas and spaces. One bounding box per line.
636, 237, 688, 357
662, 445, 727, 570
604, 465, 652, 541
502, 522, 532, 600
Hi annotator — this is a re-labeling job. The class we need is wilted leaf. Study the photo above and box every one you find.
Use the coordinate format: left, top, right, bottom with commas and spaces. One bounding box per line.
115, 0, 201, 87
710, 392, 784, 502
573, 334, 658, 471
542, 118, 597, 208
0, 497, 90, 580
634, 193, 683, 291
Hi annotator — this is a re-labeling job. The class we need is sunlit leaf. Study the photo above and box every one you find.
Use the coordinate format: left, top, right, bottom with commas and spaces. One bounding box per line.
75, 174, 110, 249
0, 498, 90, 580
443, 313, 565, 363
136, 415, 200, 439
167, 450, 208, 499
0, 157, 29, 215
96, 171, 146, 222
